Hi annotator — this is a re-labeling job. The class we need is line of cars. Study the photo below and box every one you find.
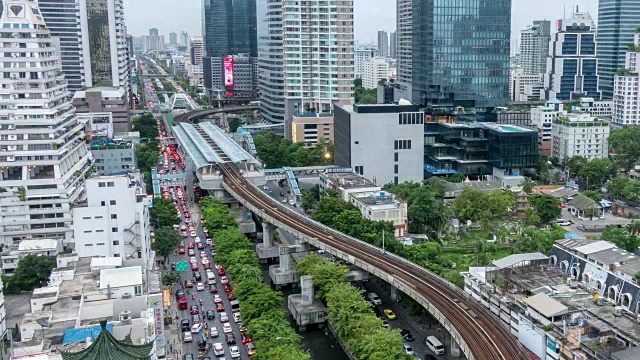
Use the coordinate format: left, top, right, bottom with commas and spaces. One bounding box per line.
367, 292, 445, 358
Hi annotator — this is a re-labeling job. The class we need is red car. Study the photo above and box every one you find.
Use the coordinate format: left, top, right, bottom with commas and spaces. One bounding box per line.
559, 202, 567, 208
228, 293, 236, 301
216, 303, 224, 312
223, 283, 232, 293
241, 333, 253, 345
178, 248, 185, 255
191, 264, 199, 271
186, 280, 193, 288
187, 243, 195, 249
204, 263, 212, 270
190, 305, 199, 315
217, 267, 225, 275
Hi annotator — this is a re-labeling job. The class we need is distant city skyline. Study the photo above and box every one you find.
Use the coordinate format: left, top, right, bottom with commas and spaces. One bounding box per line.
123, 0, 597, 46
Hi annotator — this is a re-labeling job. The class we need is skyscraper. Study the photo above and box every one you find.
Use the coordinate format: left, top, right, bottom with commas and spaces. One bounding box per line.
39, 0, 85, 93
149, 28, 159, 37
520, 20, 551, 75
396, 0, 413, 101
190, 37, 203, 66
597, 0, 640, 99
169, 31, 178, 46
79, 0, 130, 95
257, 0, 285, 124
390, 31, 397, 59
281, 0, 354, 140
0, 0, 93, 246
377, 31, 389, 58
544, 10, 600, 101
202, 0, 258, 100
180, 31, 189, 47
613, 30, 640, 126
412, 0, 511, 110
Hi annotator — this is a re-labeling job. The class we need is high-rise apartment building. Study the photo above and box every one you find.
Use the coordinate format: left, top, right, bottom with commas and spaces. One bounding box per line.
551, 113, 610, 163
179, 31, 189, 47
0, 0, 93, 246
390, 31, 397, 59
597, 0, 640, 99
202, 0, 258, 100
257, 0, 285, 124
281, 0, 354, 140
189, 37, 203, 66
169, 31, 177, 46
355, 47, 378, 79
613, 31, 640, 126
412, 0, 511, 110
362, 57, 389, 90
544, 10, 600, 101
149, 28, 159, 37
520, 20, 551, 75
396, 0, 412, 101
39, 0, 85, 93
377, 31, 389, 58
79, 0, 130, 97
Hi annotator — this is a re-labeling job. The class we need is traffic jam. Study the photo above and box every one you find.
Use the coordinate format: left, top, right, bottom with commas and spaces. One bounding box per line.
157, 118, 253, 359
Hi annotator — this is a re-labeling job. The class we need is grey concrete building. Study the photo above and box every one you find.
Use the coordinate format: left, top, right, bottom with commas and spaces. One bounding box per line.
91, 143, 137, 176
73, 87, 131, 132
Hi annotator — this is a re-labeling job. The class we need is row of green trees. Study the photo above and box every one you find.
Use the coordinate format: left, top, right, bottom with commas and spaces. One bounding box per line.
132, 113, 160, 194
296, 254, 412, 359
253, 132, 333, 169
200, 197, 309, 360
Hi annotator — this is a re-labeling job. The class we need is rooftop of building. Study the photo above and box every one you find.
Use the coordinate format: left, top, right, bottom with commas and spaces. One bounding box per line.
589, 247, 637, 267
18, 239, 59, 252
339, 103, 421, 114
523, 293, 569, 318
478, 122, 537, 133
322, 172, 378, 190
90, 257, 123, 269
99, 266, 143, 289
443, 180, 502, 194
350, 191, 403, 210
73, 87, 125, 98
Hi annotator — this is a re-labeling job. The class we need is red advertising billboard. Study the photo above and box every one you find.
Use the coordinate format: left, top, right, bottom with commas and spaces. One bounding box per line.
224, 57, 234, 87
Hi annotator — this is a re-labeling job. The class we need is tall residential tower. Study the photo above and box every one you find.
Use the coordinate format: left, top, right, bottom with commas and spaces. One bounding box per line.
597, 0, 640, 99
395, 0, 412, 101
257, 0, 285, 124
0, 0, 93, 246
377, 31, 388, 58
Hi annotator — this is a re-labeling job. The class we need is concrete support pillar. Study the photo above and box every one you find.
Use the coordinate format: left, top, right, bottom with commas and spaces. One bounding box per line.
390, 285, 399, 302
279, 246, 290, 271
263, 222, 273, 248
450, 339, 461, 357
300, 275, 314, 305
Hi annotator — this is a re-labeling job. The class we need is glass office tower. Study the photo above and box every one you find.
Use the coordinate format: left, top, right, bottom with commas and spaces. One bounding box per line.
597, 0, 640, 99
412, 0, 511, 110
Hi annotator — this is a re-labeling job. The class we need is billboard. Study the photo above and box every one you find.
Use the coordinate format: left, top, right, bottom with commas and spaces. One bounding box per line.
224, 57, 234, 87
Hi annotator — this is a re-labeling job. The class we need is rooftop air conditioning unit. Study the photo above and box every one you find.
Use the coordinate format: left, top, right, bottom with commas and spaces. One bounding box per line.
122, 292, 132, 299
119, 310, 131, 321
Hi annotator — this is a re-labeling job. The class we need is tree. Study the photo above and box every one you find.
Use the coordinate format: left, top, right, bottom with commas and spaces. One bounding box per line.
525, 208, 541, 227
529, 194, 562, 223
610, 126, 640, 172
520, 177, 535, 194
407, 188, 450, 235
131, 113, 159, 140
162, 272, 179, 286
1, 255, 56, 294
300, 185, 321, 212
444, 172, 466, 183
451, 188, 514, 222
567, 156, 588, 178
354, 85, 377, 104
149, 198, 180, 228
579, 158, 617, 188
582, 190, 602, 202
228, 118, 243, 133
537, 154, 550, 184
601, 226, 640, 253
151, 227, 181, 258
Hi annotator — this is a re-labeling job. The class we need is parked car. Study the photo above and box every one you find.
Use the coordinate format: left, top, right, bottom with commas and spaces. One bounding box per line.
383, 309, 396, 320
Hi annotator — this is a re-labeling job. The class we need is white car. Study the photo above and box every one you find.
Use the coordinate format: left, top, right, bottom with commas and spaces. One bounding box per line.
195, 236, 201, 243
214, 294, 222, 303
200, 251, 207, 258
203, 227, 208, 234
183, 331, 192, 343
220, 276, 229, 284
196, 282, 205, 291
233, 312, 241, 323
222, 322, 232, 333
403, 344, 414, 355
281, 198, 287, 203
190, 323, 203, 333
189, 230, 197, 237
229, 345, 240, 358
190, 256, 197, 264
213, 342, 225, 356
368, 292, 382, 305
202, 258, 210, 266
210, 326, 219, 337
220, 312, 229, 322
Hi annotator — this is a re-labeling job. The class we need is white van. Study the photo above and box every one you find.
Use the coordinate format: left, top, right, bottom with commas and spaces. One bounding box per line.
368, 292, 382, 305
206, 270, 216, 285
426, 336, 445, 355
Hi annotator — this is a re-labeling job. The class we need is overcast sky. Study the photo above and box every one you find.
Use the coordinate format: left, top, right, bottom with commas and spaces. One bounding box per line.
123, 0, 598, 45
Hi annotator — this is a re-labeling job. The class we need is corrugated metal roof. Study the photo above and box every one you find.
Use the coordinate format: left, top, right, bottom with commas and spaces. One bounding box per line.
523, 293, 568, 318
574, 241, 616, 255
173, 125, 210, 168
199, 122, 259, 164
179, 123, 223, 164
491, 253, 549, 269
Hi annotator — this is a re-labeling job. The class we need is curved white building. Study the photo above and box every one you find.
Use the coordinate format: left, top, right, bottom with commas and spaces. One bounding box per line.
0, 0, 93, 247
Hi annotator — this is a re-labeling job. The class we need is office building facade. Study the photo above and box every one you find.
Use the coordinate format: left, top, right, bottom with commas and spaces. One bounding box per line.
189, 36, 203, 66
73, 87, 130, 132
334, 104, 424, 186
613, 32, 640, 126
377, 31, 388, 58
79, 0, 130, 98
257, 0, 285, 124
282, 0, 354, 140
0, 0, 93, 246
390, 31, 397, 59
202, 0, 257, 100
412, 0, 511, 110
39, 0, 86, 93
395, 0, 412, 101
597, 0, 640, 99
544, 10, 600, 101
